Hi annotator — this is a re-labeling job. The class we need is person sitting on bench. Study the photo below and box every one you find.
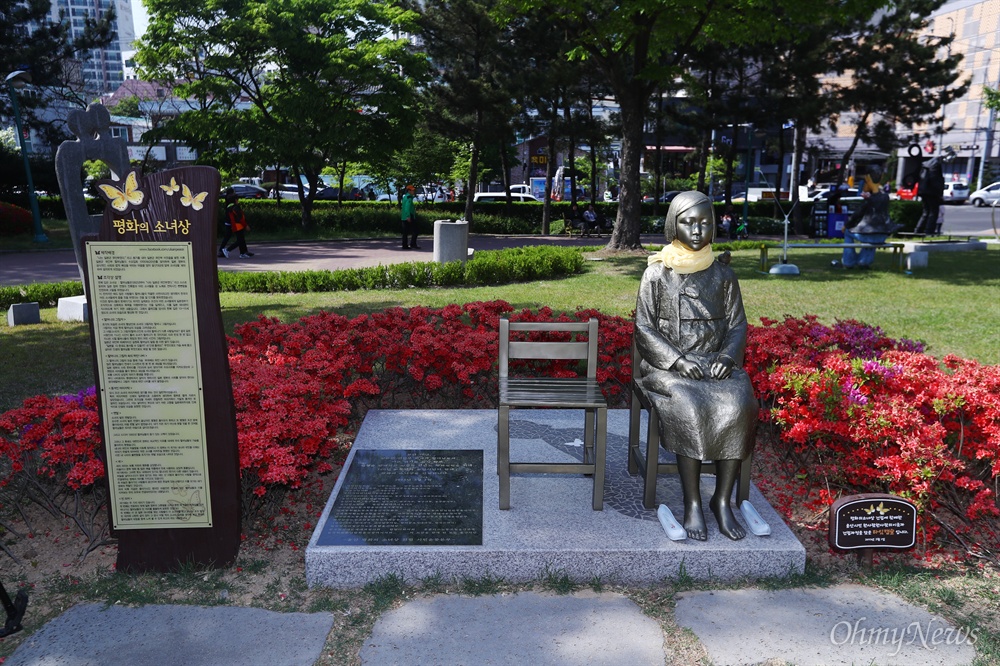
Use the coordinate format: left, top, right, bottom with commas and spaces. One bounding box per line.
842, 186, 898, 269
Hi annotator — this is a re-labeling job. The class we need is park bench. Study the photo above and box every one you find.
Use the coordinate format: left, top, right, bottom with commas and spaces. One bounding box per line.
758, 242, 906, 272
497, 318, 608, 510
627, 339, 753, 510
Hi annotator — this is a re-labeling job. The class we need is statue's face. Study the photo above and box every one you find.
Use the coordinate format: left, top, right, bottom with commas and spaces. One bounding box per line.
673, 201, 715, 251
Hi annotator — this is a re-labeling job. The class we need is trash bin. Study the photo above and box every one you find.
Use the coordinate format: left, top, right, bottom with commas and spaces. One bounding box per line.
433, 219, 469, 264
827, 211, 847, 238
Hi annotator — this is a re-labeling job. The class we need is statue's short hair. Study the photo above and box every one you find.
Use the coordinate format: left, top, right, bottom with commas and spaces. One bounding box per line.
663, 191, 714, 243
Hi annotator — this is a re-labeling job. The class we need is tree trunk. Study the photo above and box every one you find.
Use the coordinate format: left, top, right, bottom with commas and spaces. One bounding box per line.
294, 167, 314, 230
608, 91, 645, 249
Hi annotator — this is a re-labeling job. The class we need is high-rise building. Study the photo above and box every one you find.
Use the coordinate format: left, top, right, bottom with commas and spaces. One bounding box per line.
49, 0, 135, 94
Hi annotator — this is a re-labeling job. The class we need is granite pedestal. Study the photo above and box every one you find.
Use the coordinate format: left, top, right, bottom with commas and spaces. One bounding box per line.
7, 302, 40, 326
306, 409, 805, 588
57, 295, 88, 322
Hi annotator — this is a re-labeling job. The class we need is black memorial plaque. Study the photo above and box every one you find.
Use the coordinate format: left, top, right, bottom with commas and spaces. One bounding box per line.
318, 449, 483, 546
829, 493, 917, 551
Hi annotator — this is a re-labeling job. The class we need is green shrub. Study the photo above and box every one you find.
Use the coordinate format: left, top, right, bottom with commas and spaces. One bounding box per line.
0, 281, 85, 310
215, 245, 583, 294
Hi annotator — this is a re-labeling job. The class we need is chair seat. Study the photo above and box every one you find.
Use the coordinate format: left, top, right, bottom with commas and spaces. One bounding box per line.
500, 377, 607, 409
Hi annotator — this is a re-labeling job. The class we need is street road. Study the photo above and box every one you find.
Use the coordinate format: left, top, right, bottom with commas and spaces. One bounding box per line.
939, 203, 1000, 237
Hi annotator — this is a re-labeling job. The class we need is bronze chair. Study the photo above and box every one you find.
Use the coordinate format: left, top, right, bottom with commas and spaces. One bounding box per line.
628, 338, 752, 509
498, 318, 608, 510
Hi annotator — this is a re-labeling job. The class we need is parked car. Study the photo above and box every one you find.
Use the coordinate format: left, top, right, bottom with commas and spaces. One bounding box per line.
896, 183, 919, 200
660, 191, 682, 203
813, 187, 863, 203
473, 192, 538, 202
416, 185, 448, 203
271, 184, 305, 200
222, 183, 267, 199
941, 181, 969, 204
969, 181, 1000, 207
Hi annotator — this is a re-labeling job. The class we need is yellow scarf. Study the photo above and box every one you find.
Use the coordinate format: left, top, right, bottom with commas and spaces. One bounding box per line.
647, 240, 714, 274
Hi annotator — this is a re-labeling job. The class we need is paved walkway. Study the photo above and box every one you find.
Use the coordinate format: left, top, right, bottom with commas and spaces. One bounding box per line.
4, 586, 978, 665
0, 235, 618, 287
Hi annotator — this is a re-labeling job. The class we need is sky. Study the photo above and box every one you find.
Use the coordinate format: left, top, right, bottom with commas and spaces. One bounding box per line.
131, 0, 149, 41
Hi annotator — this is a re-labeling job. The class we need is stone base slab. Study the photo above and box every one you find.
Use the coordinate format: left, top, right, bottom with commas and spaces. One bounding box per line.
7, 301, 40, 326
306, 409, 805, 588
57, 295, 89, 322
900, 240, 987, 253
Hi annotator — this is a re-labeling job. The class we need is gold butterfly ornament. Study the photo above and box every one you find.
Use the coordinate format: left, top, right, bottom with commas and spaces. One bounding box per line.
160, 177, 180, 195
98, 171, 145, 212
180, 184, 208, 211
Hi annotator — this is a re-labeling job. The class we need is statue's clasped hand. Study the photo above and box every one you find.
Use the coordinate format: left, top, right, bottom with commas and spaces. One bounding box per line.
710, 355, 735, 380
673, 355, 734, 380
672, 356, 704, 380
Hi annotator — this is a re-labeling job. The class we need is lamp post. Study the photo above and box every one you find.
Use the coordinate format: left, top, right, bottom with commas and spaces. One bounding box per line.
742, 124, 753, 229
5, 70, 47, 243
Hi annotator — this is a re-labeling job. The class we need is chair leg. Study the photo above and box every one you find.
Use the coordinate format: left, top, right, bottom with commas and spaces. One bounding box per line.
498, 406, 511, 510
583, 407, 595, 468
643, 411, 660, 510
592, 407, 607, 510
628, 390, 640, 476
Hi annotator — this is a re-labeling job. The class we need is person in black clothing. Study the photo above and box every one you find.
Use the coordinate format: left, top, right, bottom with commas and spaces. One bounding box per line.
219, 188, 254, 259
914, 147, 955, 235
564, 203, 584, 234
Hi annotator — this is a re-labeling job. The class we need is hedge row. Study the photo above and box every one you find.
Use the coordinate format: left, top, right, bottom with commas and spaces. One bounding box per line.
216, 245, 583, 293
0, 281, 86, 310
0, 246, 584, 310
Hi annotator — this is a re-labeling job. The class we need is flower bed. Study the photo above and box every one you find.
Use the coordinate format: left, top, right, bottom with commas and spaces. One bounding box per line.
1, 303, 997, 562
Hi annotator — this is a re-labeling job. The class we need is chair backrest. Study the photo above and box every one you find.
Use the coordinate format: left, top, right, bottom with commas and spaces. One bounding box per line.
499, 318, 599, 379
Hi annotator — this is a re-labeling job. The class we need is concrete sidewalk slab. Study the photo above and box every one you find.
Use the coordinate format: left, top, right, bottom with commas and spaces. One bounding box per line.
675, 584, 977, 666
359, 591, 666, 666
5, 603, 335, 666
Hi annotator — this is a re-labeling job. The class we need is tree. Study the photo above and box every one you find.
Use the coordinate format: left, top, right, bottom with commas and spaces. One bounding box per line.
409, 0, 520, 224
1, 0, 116, 145
828, 0, 969, 182
513, 0, 871, 249
137, 0, 426, 228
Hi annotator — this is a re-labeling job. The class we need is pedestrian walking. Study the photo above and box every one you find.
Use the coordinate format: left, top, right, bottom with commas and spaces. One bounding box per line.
400, 185, 419, 249
219, 188, 255, 259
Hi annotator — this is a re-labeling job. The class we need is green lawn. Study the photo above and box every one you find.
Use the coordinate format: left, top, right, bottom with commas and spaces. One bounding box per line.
1, 244, 997, 414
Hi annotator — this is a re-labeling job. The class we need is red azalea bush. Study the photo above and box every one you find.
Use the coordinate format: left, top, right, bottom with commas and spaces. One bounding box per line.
746, 315, 1000, 559
0, 201, 33, 236
1, 304, 997, 561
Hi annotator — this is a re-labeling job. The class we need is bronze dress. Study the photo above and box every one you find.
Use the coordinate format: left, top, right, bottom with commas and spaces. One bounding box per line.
634, 259, 757, 461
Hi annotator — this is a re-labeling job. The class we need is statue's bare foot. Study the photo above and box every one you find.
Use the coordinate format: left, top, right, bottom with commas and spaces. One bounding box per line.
710, 497, 746, 540
683, 500, 708, 541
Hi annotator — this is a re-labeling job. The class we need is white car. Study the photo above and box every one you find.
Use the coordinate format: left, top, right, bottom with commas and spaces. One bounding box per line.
968, 182, 1000, 207
473, 191, 538, 202
271, 183, 306, 200
942, 181, 969, 204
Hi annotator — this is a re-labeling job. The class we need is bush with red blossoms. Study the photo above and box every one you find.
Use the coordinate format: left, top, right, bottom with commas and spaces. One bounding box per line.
746, 315, 999, 561
1, 305, 997, 562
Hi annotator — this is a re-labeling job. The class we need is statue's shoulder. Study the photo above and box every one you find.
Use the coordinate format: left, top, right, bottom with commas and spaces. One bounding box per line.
641, 262, 668, 280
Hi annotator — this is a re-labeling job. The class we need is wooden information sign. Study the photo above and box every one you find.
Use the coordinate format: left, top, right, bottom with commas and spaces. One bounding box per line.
829, 493, 917, 552
86, 166, 241, 572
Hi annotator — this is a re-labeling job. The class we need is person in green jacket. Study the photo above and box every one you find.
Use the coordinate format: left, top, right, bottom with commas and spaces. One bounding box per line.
400, 185, 418, 249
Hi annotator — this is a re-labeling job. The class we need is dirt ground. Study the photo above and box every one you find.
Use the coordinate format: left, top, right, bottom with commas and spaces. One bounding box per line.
1, 431, 997, 665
